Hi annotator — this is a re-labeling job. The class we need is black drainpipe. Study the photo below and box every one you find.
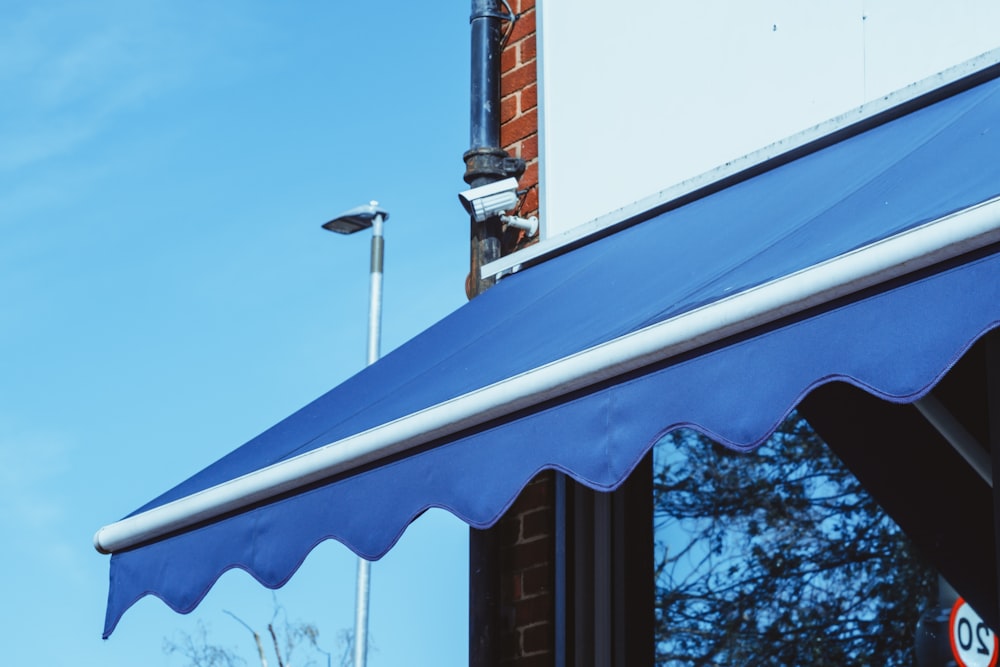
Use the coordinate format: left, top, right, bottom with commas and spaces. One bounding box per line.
466, 2, 523, 665
464, 0, 525, 299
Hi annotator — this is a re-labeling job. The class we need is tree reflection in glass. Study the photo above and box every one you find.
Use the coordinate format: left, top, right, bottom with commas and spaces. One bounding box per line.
653, 413, 935, 666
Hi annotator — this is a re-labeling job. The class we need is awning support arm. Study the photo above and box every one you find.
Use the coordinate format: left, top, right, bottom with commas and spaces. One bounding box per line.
915, 394, 993, 486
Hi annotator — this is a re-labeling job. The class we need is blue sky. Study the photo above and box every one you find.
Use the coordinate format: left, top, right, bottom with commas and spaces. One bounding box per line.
9, 2, 1000, 665
1, 2, 470, 665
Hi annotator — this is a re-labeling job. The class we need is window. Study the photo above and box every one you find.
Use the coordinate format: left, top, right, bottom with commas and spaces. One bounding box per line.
556, 334, 999, 665
652, 415, 936, 665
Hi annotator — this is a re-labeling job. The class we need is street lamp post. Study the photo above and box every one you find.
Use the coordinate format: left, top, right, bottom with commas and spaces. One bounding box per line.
322, 200, 390, 667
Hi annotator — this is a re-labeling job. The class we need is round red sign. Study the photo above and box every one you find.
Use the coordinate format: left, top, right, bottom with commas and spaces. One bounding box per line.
950, 597, 998, 667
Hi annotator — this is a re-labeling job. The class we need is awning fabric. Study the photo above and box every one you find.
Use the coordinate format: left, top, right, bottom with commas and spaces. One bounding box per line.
103, 72, 1000, 638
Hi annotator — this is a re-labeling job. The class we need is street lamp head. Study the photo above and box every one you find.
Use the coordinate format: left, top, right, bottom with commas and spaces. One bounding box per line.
322, 200, 390, 235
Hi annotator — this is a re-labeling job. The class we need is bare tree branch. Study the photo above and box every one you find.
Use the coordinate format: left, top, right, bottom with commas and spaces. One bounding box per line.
653, 413, 935, 665
267, 624, 285, 667
224, 610, 268, 667
166, 602, 345, 667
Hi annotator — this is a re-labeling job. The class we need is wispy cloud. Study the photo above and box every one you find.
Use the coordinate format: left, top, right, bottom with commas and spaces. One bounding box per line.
0, 421, 103, 605
0, 421, 72, 525
0, 2, 241, 173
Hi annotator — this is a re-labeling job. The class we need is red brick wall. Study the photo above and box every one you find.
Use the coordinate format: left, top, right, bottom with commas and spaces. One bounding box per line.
495, 473, 555, 664
500, 0, 539, 252
495, 2, 554, 664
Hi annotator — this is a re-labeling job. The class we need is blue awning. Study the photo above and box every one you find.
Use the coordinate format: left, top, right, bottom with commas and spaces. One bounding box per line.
100, 70, 1000, 638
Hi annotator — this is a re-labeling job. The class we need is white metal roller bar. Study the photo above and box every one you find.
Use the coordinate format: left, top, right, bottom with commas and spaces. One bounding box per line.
94, 196, 1000, 554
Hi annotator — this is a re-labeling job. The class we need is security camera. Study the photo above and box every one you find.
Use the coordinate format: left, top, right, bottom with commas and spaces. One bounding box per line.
458, 177, 539, 237
458, 177, 520, 223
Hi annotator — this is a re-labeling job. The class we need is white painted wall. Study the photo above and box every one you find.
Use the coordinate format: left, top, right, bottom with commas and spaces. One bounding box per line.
538, 0, 1000, 238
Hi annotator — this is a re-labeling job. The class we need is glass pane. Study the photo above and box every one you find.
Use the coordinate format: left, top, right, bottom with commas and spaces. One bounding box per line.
652, 412, 938, 666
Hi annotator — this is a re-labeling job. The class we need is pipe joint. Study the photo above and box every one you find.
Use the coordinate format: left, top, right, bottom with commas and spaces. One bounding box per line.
470, 0, 514, 24
463, 147, 526, 186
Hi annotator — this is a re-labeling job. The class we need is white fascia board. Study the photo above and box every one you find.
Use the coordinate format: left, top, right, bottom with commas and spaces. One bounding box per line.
484, 47, 1000, 281
95, 196, 1000, 554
